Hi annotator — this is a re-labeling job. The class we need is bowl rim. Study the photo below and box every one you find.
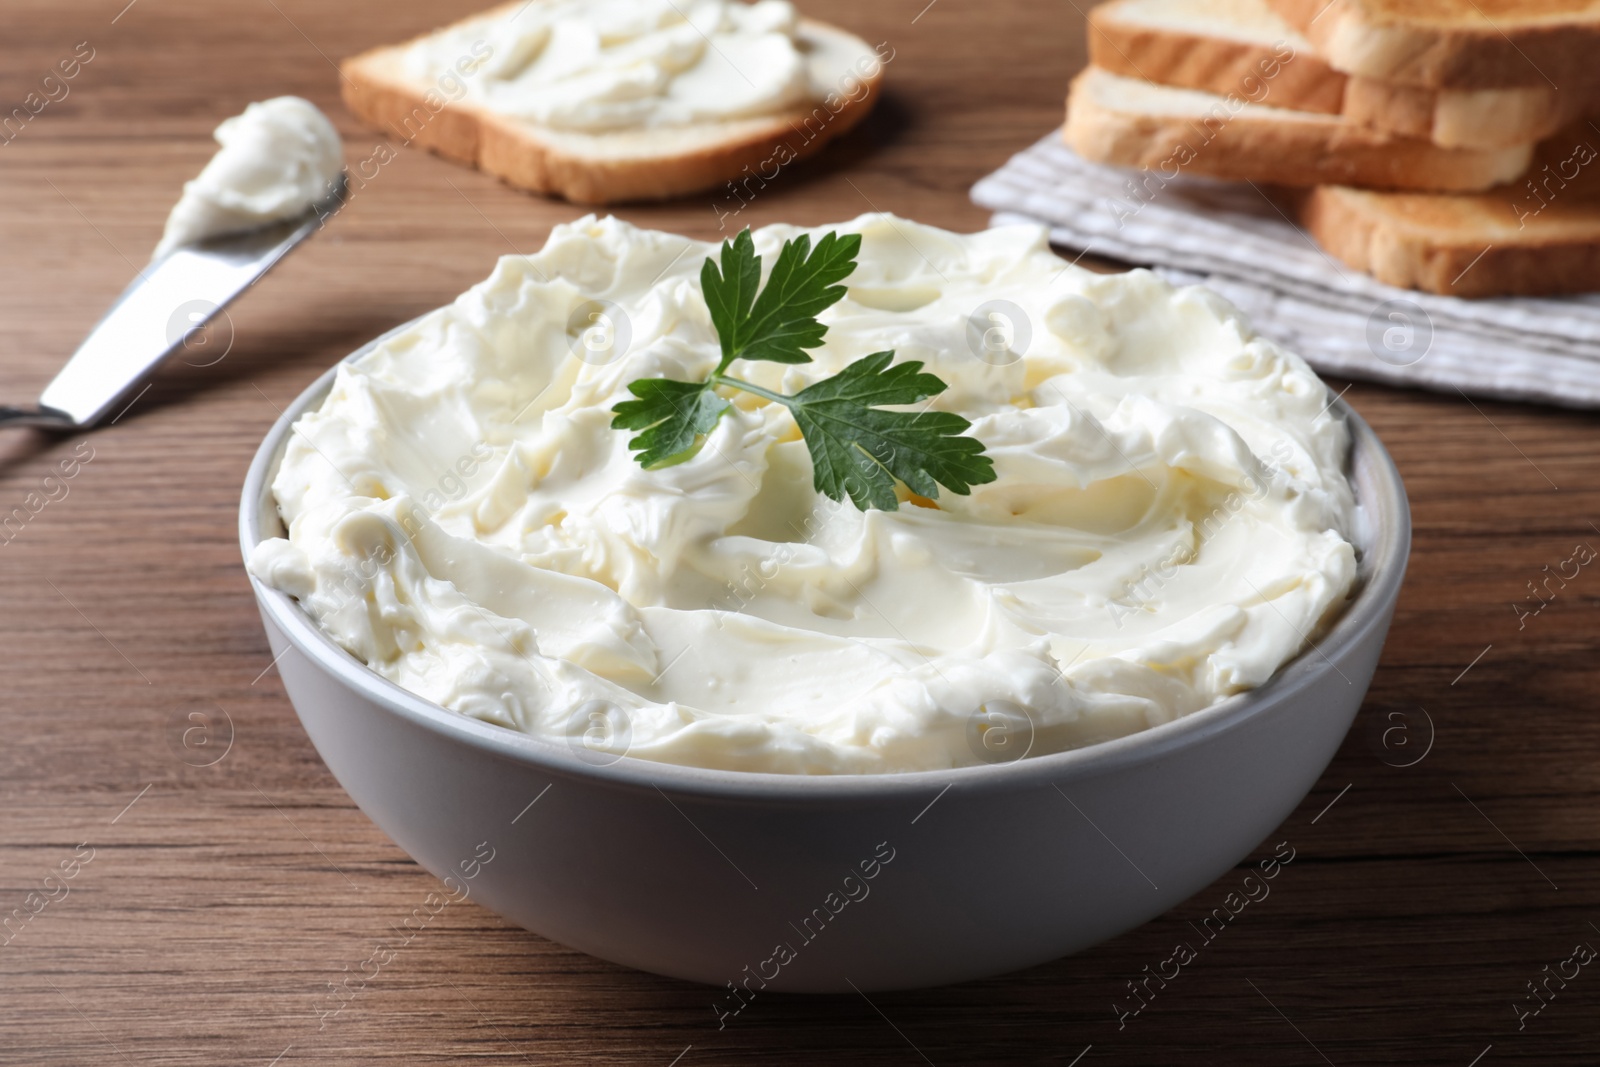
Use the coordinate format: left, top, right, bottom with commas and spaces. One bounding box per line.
240, 317, 1411, 802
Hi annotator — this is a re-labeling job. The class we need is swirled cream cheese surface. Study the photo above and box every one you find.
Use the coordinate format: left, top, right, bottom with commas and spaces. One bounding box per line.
250, 214, 1357, 774
153, 97, 342, 260
403, 0, 861, 132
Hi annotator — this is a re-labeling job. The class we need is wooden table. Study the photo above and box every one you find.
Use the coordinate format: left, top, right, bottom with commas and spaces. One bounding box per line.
2, 1, 1596, 1063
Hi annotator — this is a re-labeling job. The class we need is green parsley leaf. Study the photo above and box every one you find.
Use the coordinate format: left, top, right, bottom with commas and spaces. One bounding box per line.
700, 229, 760, 368
612, 228, 994, 510
610, 378, 731, 469
783, 352, 996, 511
701, 229, 861, 369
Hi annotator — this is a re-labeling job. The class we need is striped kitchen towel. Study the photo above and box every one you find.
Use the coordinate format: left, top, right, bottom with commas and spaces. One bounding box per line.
971, 130, 1600, 409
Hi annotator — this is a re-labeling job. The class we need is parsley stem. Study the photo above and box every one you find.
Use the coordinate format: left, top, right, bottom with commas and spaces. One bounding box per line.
715, 374, 793, 408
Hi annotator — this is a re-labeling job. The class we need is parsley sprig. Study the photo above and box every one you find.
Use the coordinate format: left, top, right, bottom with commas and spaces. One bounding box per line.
610, 229, 995, 511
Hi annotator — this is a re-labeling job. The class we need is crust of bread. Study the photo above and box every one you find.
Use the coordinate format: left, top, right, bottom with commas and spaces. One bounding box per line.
339, 9, 883, 205
1267, 0, 1600, 90
1298, 182, 1600, 296
1064, 68, 1532, 192
1088, 0, 1347, 114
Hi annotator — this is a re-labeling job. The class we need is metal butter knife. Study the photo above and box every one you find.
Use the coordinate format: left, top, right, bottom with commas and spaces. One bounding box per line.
1, 176, 347, 431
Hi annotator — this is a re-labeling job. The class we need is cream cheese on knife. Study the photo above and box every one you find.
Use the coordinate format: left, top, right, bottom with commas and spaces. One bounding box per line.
249, 214, 1357, 774
153, 96, 342, 260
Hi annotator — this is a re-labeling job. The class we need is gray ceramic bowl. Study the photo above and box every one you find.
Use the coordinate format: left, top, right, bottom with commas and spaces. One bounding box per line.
241, 329, 1409, 994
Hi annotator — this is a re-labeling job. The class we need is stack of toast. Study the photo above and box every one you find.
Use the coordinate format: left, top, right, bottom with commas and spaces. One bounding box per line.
1066, 0, 1600, 297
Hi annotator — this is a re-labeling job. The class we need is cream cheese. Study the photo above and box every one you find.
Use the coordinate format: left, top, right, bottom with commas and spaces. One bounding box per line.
403, 0, 860, 132
153, 96, 343, 260
250, 214, 1358, 775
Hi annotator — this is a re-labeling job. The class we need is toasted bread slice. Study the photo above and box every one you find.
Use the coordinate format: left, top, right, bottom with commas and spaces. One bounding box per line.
1065, 67, 1533, 192
339, 2, 884, 205
1298, 181, 1600, 297
1088, 0, 1581, 149
1268, 0, 1600, 90
1088, 0, 1345, 114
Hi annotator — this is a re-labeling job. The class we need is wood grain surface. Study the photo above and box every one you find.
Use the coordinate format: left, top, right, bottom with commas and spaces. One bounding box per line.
1, 1, 1597, 1064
